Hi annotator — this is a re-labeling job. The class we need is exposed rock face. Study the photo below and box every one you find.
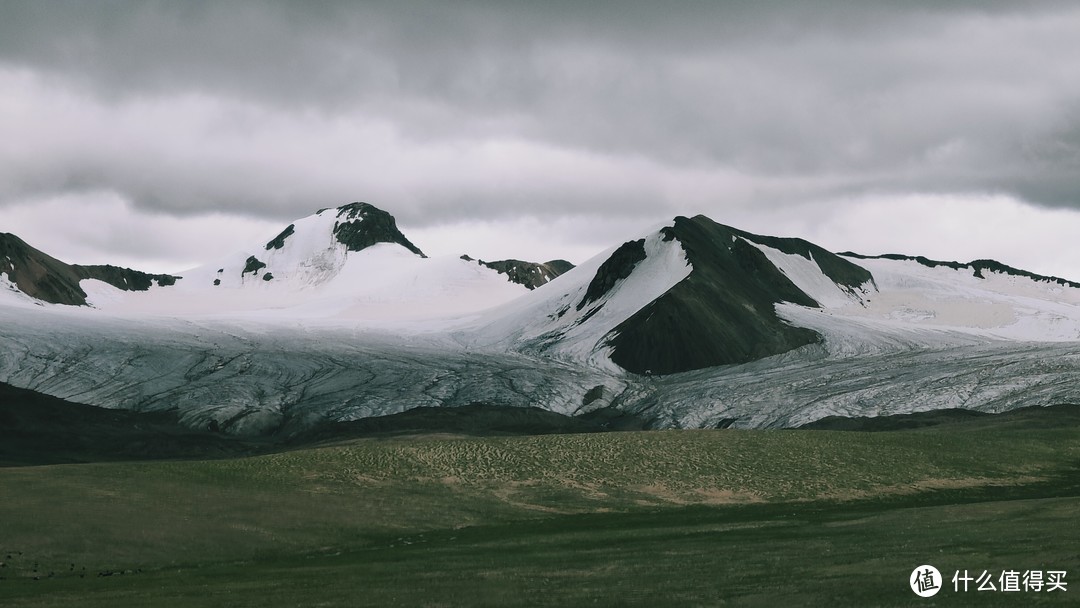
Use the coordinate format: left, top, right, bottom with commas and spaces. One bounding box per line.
479, 258, 575, 290
0, 233, 87, 305
604, 216, 873, 375
0, 233, 179, 306
578, 240, 646, 310
734, 229, 874, 293
81, 265, 178, 290
242, 256, 266, 277
331, 202, 426, 257
265, 224, 295, 250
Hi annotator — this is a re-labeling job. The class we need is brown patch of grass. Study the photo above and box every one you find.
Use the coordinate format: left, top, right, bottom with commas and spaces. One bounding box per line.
816, 475, 1048, 501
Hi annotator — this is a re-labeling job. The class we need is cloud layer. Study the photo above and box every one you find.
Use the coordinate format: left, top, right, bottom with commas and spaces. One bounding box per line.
2, 2, 1080, 273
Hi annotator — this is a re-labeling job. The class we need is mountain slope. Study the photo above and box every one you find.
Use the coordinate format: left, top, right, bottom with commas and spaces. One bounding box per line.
0, 233, 178, 306
186, 202, 426, 290
0, 381, 271, 465
77, 202, 539, 322
475, 215, 875, 375
468, 224, 694, 372
0, 381, 633, 465
606, 215, 874, 374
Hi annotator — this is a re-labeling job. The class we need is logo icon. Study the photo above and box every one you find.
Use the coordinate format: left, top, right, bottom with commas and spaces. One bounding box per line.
911, 565, 942, 597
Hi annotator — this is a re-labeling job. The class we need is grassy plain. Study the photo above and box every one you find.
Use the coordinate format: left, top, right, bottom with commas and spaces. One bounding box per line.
1, 409, 1078, 606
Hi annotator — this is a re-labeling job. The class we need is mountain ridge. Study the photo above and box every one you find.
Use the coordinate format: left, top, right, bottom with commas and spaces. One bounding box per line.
464, 257, 575, 290
0, 232, 179, 306
840, 251, 1080, 289
331, 202, 427, 257
5, 203, 1080, 436
1, 203, 567, 316
604, 215, 874, 374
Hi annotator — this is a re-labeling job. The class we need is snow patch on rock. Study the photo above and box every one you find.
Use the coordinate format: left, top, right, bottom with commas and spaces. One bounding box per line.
744, 239, 875, 308
469, 225, 692, 371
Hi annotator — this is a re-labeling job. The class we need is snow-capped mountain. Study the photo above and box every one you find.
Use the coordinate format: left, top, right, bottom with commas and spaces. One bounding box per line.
73, 202, 544, 323
470, 215, 876, 375
207, 201, 427, 288
5, 202, 1080, 435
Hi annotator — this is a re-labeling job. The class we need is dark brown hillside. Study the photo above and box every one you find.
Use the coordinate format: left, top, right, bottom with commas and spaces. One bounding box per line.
0, 233, 178, 306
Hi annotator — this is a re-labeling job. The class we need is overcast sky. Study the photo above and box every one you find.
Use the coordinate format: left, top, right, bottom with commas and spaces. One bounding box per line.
3, 1, 1080, 278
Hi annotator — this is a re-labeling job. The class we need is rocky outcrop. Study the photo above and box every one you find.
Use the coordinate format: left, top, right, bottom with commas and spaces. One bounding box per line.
331, 202, 426, 257
265, 224, 295, 250
242, 256, 266, 277
577, 240, 646, 310
478, 258, 574, 290
0, 233, 179, 306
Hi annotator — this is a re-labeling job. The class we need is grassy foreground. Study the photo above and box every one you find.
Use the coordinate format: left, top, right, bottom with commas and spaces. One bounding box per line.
1, 416, 1079, 606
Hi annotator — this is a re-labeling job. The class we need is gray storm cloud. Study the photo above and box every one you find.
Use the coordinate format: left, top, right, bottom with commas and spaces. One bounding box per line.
2, 0, 1080, 231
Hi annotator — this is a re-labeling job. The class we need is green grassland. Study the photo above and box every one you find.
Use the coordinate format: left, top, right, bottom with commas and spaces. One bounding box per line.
1, 409, 1079, 606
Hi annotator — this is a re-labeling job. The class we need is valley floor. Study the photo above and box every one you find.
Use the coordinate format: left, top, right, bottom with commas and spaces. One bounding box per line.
1, 412, 1078, 606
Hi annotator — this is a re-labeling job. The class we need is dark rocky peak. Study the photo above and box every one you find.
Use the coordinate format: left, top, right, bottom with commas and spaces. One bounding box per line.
328, 202, 426, 257
334, 202, 379, 221
0, 232, 179, 306
474, 258, 575, 290
546, 260, 575, 275
600, 216, 875, 375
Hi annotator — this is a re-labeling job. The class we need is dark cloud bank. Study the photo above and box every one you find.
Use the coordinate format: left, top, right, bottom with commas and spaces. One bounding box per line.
2, 1, 1080, 233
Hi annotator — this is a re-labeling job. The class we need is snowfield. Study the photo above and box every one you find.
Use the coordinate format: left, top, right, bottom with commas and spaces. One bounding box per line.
773, 256, 1080, 358
6, 212, 1080, 434
81, 211, 530, 326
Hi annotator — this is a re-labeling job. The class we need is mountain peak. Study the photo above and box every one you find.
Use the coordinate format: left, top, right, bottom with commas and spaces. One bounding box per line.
326, 202, 426, 258
603, 215, 874, 374
485, 215, 877, 376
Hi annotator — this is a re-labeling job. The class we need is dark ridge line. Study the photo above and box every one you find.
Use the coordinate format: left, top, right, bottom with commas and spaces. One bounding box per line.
265, 224, 295, 250
0, 232, 180, 306
839, 252, 1080, 288
578, 239, 646, 311
332, 202, 427, 258
473, 258, 575, 290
